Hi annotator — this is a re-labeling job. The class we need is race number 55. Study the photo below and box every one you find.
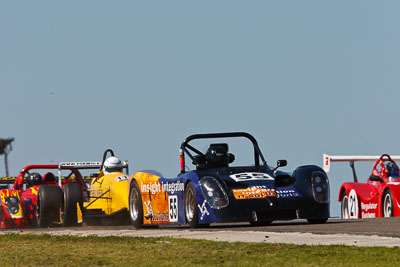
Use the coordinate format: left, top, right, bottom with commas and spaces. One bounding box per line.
168, 195, 178, 222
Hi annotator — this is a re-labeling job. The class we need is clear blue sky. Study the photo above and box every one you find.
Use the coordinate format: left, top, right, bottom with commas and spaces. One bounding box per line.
2, 1, 400, 217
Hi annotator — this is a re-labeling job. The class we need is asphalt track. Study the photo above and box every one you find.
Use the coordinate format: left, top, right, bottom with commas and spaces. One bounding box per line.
2, 217, 400, 247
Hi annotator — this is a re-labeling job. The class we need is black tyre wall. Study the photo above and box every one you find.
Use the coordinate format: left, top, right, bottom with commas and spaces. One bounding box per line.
37, 185, 62, 227
62, 183, 83, 226
129, 181, 143, 228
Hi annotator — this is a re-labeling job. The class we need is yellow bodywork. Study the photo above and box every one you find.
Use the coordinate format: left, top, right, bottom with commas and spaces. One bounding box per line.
84, 171, 129, 215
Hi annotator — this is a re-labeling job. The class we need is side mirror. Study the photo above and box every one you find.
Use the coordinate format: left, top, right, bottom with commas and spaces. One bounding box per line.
277, 160, 287, 167
90, 173, 99, 178
369, 175, 384, 183
272, 159, 287, 172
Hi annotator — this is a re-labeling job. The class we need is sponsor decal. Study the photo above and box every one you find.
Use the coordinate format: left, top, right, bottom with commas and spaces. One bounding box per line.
59, 161, 101, 167
361, 202, 378, 211
361, 212, 376, 218
230, 172, 274, 182
141, 181, 184, 195
152, 213, 169, 222
162, 181, 184, 194
143, 199, 170, 222
144, 200, 153, 219
276, 188, 301, 198
198, 200, 209, 220
115, 175, 128, 182
232, 185, 276, 200
141, 181, 161, 194
90, 187, 104, 197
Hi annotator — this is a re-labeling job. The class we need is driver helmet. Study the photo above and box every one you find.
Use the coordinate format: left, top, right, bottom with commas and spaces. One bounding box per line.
385, 161, 400, 177
27, 172, 43, 187
103, 156, 123, 174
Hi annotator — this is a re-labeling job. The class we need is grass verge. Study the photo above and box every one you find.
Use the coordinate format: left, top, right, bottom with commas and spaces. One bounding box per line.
0, 233, 399, 266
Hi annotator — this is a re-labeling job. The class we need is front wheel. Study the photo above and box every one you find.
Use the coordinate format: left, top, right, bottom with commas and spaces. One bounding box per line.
383, 190, 393, 217
36, 186, 62, 227
129, 181, 143, 228
185, 181, 199, 228
62, 183, 83, 226
340, 190, 349, 219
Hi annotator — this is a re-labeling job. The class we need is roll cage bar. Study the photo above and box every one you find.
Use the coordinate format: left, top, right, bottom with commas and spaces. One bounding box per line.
179, 132, 267, 173
12, 164, 84, 190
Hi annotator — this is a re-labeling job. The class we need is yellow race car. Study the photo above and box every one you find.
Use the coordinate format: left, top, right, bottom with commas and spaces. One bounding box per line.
59, 149, 130, 225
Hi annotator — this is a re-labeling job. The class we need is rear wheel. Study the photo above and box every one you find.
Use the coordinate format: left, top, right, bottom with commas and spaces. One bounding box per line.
185, 181, 199, 228
383, 190, 393, 217
129, 181, 143, 228
340, 190, 349, 219
62, 183, 83, 226
36, 186, 62, 227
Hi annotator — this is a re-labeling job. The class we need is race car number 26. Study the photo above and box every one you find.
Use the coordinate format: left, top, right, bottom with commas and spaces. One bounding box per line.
168, 195, 178, 222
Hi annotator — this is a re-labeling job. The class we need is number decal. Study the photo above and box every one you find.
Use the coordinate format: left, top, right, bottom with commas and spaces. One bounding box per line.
168, 195, 178, 222
115, 175, 128, 182
229, 172, 274, 182
348, 189, 358, 219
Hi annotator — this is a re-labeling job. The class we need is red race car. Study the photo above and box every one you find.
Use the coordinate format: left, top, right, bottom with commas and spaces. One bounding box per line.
0, 164, 85, 228
323, 153, 400, 219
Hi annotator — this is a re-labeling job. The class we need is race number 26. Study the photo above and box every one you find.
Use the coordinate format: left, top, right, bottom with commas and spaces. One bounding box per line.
168, 195, 178, 222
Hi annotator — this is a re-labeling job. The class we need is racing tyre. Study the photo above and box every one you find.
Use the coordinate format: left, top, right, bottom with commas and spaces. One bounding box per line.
129, 181, 143, 228
185, 181, 199, 228
62, 183, 83, 226
383, 190, 393, 217
307, 218, 328, 224
36, 185, 62, 227
340, 190, 349, 219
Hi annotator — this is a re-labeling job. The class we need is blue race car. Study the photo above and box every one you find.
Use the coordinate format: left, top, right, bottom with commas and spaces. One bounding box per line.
128, 132, 329, 228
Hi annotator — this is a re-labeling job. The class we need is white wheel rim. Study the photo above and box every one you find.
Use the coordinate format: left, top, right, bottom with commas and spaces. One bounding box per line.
185, 187, 195, 221
129, 187, 139, 221
384, 193, 392, 217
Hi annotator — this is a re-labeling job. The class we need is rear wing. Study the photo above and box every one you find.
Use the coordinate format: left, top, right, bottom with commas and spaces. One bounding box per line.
323, 154, 400, 182
323, 154, 400, 173
57, 160, 129, 187
58, 160, 129, 170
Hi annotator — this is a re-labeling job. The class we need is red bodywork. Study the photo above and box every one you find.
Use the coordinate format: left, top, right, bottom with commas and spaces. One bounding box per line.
338, 154, 400, 219
0, 165, 84, 228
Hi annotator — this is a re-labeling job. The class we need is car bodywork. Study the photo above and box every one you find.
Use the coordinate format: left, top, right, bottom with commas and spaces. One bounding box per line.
323, 153, 400, 219
59, 149, 130, 223
0, 164, 86, 228
0, 149, 129, 228
129, 132, 330, 228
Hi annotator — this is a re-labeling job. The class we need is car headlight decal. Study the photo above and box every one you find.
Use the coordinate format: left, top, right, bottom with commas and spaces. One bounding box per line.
311, 171, 329, 204
199, 176, 229, 209
5, 196, 20, 215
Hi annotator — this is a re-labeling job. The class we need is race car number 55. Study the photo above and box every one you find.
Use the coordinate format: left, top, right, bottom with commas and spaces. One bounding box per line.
168, 195, 178, 222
